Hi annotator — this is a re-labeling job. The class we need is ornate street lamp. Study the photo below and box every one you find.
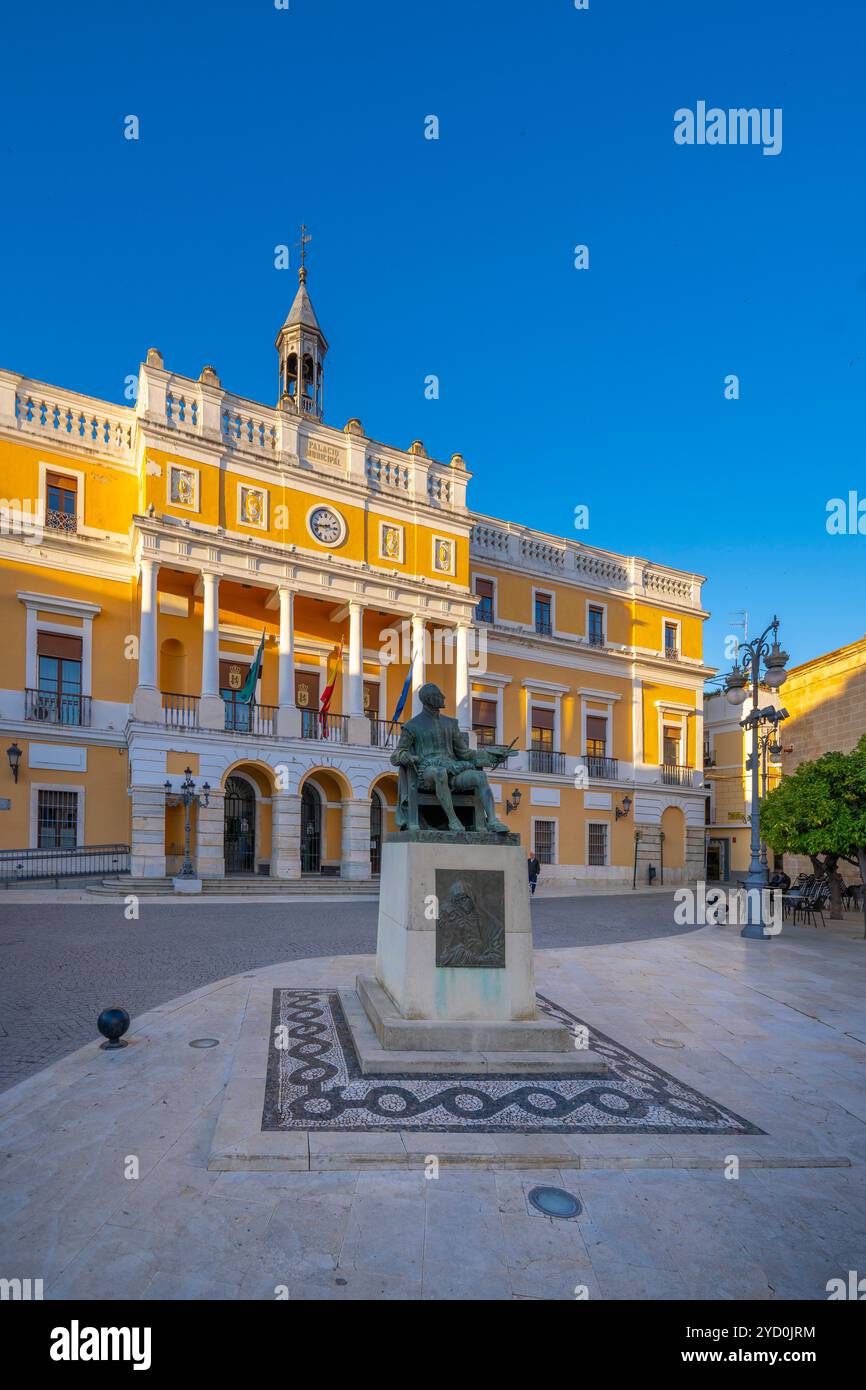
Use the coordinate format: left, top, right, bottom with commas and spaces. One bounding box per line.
165, 767, 211, 880
723, 617, 789, 938
6, 742, 22, 784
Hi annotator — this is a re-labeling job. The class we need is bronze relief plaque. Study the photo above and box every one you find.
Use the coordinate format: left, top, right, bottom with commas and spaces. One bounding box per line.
435, 868, 505, 969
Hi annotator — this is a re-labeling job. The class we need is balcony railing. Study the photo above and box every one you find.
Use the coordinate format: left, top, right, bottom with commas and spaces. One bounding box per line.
582, 754, 620, 780
661, 763, 694, 787
45, 508, 77, 535
369, 718, 402, 748
535, 619, 553, 636
664, 646, 680, 661
25, 688, 91, 727
225, 702, 278, 736
586, 632, 606, 648
163, 692, 200, 728
474, 601, 494, 624
529, 748, 567, 776
1, 843, 129, 887
299, 708, 349, 743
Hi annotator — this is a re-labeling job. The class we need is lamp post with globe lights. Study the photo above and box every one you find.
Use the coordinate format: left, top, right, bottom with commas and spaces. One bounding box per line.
164, 767, 210, 881
724, 617, 789, 939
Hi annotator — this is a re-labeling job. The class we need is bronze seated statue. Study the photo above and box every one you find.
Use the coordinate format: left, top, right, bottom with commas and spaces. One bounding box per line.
390, 682, 515, 835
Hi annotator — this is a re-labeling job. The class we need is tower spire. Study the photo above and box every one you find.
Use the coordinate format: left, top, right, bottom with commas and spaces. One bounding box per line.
275, 225, 328, 417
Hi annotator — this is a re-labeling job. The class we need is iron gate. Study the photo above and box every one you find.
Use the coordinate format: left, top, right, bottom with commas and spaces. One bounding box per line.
224, 776, 256, 874
301, 784, 321, 873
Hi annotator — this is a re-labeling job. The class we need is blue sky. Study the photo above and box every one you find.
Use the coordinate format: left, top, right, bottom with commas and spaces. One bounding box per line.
2, 0, 864, 675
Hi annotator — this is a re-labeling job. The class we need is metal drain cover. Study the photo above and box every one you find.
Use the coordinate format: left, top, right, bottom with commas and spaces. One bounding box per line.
527, 1186, 582, 1219
189, 1038, 220, 1048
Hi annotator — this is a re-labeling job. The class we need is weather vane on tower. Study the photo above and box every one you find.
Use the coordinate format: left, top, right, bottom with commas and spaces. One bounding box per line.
297, 223, 313, 282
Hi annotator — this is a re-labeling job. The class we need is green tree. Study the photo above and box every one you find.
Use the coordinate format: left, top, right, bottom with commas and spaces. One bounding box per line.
759, 736, 866, 934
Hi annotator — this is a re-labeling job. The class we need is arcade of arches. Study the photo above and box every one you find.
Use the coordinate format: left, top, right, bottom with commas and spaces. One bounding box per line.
165, 762, 399, 880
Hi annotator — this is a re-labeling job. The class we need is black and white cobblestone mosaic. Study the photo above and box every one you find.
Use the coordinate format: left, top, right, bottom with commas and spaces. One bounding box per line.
261, 990, 763, 1135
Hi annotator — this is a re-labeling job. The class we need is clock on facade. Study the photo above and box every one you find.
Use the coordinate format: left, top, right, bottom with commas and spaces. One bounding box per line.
307, 505, 346, 547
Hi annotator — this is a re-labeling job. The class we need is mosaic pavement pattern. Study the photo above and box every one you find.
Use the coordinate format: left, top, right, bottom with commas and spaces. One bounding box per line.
261, 990, 763, 1136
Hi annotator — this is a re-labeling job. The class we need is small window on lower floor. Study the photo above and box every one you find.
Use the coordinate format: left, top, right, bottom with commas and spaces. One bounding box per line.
37, 790, 78, 849
587, 822, 608, 866
534, 819, 555, 865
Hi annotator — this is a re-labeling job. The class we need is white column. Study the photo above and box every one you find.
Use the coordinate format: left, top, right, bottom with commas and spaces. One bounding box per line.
341, 798, 372, 880
455, 623, 471, 731
201, 571, 220, 697
692, 693, 704, 788
272, 792, 302, 879
130, 786, 166, 878
348, 601, 364, 715
199, 570, 225, 731
346, 600, 370, 745
411, 614, 426, 714
138, 558, 158, 689
132, 558, 162, 721
276, 586, 301, 738
278, 587, 295, 703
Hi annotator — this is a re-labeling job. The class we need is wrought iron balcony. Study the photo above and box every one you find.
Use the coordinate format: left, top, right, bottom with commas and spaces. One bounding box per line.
581, 754, 620, 780
162, 692, 200, 728
225, 702, 278, 736
528, 748, 567, 776
534, 619, 553, 636
25, 688, 91, 727
44, 508, 77, 535
299, 708, 348, 743
661, 763, 694, 787
369, 718, 402, 748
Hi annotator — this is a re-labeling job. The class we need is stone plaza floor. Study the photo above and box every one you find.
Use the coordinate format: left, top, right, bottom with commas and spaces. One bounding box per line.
1, 915, 864, 1300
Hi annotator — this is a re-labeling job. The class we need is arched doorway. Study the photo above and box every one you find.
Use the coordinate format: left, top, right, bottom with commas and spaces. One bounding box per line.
224, 775, 256, 874
661, 805, 686, 883
301, 783, 322, 874
370, 789, 384, 875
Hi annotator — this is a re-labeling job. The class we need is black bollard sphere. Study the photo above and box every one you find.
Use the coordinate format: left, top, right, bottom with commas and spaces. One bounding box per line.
97, 1008, 130, 1050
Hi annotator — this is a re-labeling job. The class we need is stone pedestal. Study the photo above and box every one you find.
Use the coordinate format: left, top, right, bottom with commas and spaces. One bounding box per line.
173, 875, 202, 895
376, 836, 535, 1022
132, 687, 163, 723
199, 695, 227, 731
276, 704, 302, 738
345, 832, 607, 1077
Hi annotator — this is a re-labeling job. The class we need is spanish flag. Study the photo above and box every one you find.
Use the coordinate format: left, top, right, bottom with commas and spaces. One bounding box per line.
319, 640, 344, 737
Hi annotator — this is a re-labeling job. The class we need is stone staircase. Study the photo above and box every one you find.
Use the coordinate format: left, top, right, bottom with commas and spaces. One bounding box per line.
87, 876, 379, 897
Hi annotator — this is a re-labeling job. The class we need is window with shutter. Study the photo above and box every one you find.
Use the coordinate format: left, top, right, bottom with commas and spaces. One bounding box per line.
586, 714, 607, 757
472, 697, 497, 746
531, 705, 554, 751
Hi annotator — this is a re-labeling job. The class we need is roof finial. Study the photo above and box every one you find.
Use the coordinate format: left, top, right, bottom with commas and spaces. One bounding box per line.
297, 223, 313, 283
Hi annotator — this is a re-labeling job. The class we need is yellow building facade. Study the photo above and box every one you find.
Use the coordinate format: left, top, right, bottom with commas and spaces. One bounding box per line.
702, 689, 783, 880
0, 269, 713, 885
703, 634, 866, 882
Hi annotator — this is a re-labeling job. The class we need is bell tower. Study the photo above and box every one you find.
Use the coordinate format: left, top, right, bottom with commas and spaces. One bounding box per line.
276, 226, 328, 419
